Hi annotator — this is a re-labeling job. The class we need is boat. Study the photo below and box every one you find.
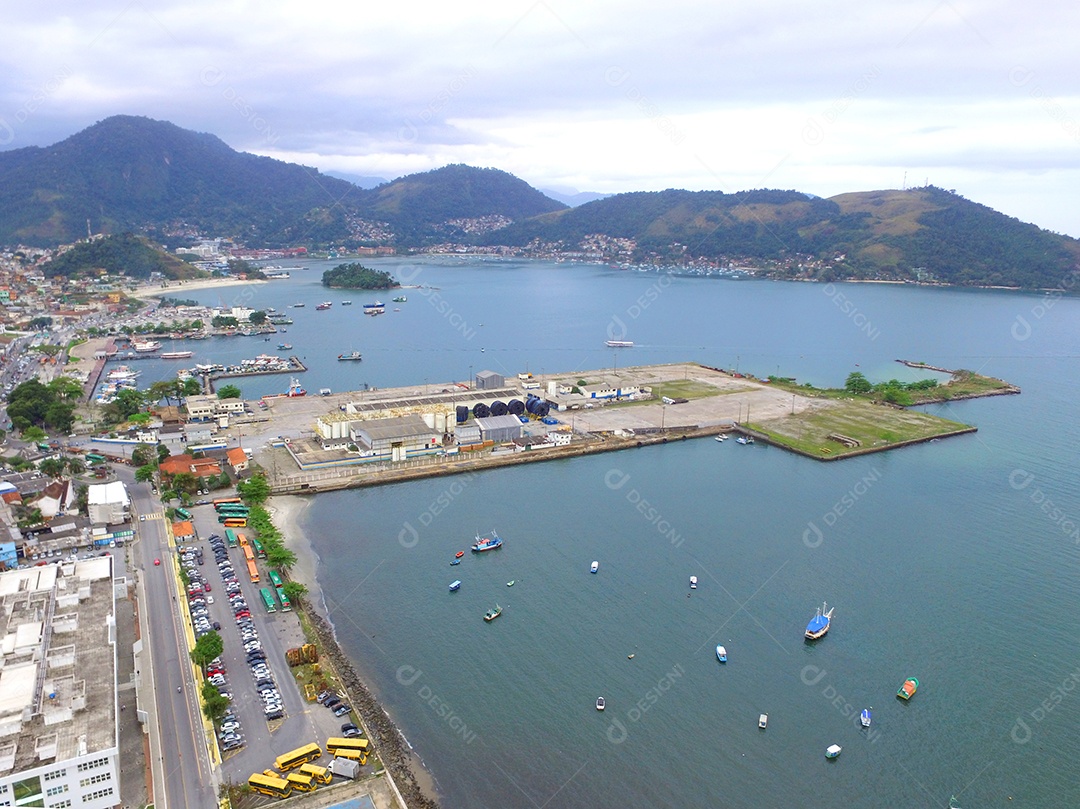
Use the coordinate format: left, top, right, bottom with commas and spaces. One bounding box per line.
455, 551, 464, 558
805, 601, 834, 640
337, 351, 363, 361
277, 343, 292, 350
316, 302, 332, 310
736, 435, 755, 445
716, 645, 727, 663
897, 677, 919, 700
392, 296, 407, 302
506, 580, 515, 587
131, 339, 161, 352
606, 340, 634, 348
449, 580, 461, 592
595, 697, 605, 711
825, 744, 842, 759
450, 558, 460, 566
292, 302, 305, 308
590, 561, 599, 573
160, 351, 194, 359
714, 434, 727, 442
264, 271, 290, 279
363, 302, 386, 315
341, 300, 352, 306
483, 604, 502, 622
285, 378, 307, 397
689, 575, 698, 589
758, 714, 768, 729
860, 708, 872, 728
471, 531, 503, 552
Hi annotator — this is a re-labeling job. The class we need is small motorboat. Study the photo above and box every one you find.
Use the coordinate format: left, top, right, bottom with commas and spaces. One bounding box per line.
595, 697, 606, 711
450, 558, 461, 566
590, 561, 599, 574
506, 580, 515, 587
455, 550, 465, 558
758, 714, 768, 729
860, 708, 872, 728
736, 435, 754, 445
714, 434, 727, 442
716, 645, 727, 663
449, 580, 461, 592
483, 604, 502, 622
897, 677, 919, 700
825, 744, 842, 759
689, 575, 698, 589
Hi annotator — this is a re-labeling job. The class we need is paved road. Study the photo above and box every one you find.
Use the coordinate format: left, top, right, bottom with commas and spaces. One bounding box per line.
124, 469, 219, 808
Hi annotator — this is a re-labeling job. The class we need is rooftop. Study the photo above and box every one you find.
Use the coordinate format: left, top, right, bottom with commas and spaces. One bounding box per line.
353, 415, 436, 441
86, 481, 127, 506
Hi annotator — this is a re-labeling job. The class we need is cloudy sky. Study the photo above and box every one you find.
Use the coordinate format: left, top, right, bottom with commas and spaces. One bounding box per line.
2, 1, 1078, 234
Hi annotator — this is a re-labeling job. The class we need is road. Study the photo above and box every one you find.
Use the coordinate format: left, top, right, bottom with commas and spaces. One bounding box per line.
123, 468, 220, 808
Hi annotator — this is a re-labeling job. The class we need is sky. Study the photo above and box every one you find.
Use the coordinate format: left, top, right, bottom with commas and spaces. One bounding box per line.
2, 1, 1079, 235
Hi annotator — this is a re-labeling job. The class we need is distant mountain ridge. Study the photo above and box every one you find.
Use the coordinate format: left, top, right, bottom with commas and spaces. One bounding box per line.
1, 116, 1077, 289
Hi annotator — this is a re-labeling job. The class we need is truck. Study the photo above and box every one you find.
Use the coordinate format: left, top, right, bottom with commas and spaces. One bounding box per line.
329, 757, 359, 780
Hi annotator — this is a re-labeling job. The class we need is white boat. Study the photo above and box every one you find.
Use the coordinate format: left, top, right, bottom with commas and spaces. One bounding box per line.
596, 697, 605, 711
605, 340, 634, 348
716, 645, 727, 663
590, 561, 599, 574
735, 435, 754, 445
825, 744, 842, 759
758, 714, 768, 729
131, 339, 161, 352
714, 434, 727, 442
689, 575, 698, 589
160, 350, 194, 359
860, 708, 872, 728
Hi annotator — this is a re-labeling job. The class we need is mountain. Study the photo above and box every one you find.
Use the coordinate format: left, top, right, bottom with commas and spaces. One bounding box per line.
479, 186, 1080, 288
41, 233, 198, 279
540, 188, 612, 207
324, 170, 390, 189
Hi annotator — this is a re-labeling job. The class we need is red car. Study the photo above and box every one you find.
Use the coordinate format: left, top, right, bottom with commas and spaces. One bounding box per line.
153, 558, 161, 566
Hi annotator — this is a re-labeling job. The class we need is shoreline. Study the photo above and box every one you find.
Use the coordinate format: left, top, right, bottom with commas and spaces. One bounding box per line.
270, 494, 442, 808
128, 277, 267, 300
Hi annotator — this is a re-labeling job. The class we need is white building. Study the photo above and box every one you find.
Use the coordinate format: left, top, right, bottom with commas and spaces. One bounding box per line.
0, 559, 119, 808
86, 482, 129, 526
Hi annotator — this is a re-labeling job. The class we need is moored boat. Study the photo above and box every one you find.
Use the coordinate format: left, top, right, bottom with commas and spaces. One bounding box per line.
484, 604, 502, 622
455, 550, 464, 558
285, 377, 306, 397
716, 645, 727, 663
160, 350, 194, 359
825, 744, 842, 759
450, 558, 460, 566
471, 531, 503, 552
341, 300, 352, 306
277, 343, 292, 350
860, 708, 872, 727
590, 560, 599, 573
758, 713, 768, 729
131, 339, 161, 352
689, 575, 697, 589
805, 601, 834, 640
595, 697, 605, 711
449, 580, 461, 592
392, 296, 407, 302
605, 340, 634, 347
897, 677, 919, 700
316, 302, 332, 310
337, 351, 363, 361
736, 435, 754, 444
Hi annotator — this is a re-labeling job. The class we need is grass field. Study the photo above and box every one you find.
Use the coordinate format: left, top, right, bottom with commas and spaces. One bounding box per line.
649, 379, 737, 400
748, 399, 972, 458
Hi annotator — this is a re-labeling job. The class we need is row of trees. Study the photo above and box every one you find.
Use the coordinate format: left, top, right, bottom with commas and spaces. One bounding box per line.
844, 371, 939, 405
238, 475, 308, 605
85, 319, 205, 337
7, 378, 82, 434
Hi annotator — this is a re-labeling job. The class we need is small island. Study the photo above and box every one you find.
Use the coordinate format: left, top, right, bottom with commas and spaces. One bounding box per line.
321, 262, 399, 290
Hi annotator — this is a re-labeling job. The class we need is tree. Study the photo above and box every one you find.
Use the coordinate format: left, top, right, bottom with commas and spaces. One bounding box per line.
74, 484, 88, 513
131, 443, 156, 467
266, 545, 297, 570
160, 488, 179, 504
844, 372, 872, 394
135, 464, 157, 483
191, 631, 224, 667
47, 376, 84, 402
111, 388, 145, 420
66, 457, 85, 474
216, 384, 241, 400
157, 444, 171, 463
182, 377, 202, 398
248, 310, 267, 326
39, 458, 66, 478
201, 682, 230, 722
172, 472, 200, 495
43, 402, 75, 433
147, 380, 177, 406
237, 474, 270, 505
281, 580, 308, 604
22, 425, 47, 442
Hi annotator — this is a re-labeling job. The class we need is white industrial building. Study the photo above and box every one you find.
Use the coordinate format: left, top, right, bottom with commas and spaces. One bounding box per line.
350, 416, 442, 462
0, 559, 119, 809
86, 482, 129, 527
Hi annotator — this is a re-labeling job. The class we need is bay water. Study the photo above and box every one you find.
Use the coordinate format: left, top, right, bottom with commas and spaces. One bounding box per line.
174, 259, 1080, 807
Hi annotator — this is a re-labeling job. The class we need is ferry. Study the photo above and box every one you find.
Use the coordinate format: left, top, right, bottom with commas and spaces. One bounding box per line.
805, 602, 834, 640
605, 340, 634, 348
285, 378, 307, 397
316, 302, 332, 310
483, 604, 502, 622
337, 351, 363, 361
131, 339, 161, 352
472, 531, 503, 552
449, 580, 461, 592
160, 351, 194, 359
897, 677, 919, 700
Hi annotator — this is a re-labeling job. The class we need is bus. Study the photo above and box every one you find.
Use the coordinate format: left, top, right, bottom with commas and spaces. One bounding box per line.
246, 558, 260, 583
259, 587, 277, 613
325, 737, 369, 757
331, 747, 367, 764
175, 508, 192, 521
242, 545, 255, 563
224, 528, 239, 548
277, 589, 292, 612
86, 453, 106, 466
252, 538, 266, 559
248, 773, 292, 798
268, 570, 284, 588
216, 505, 250, 516
299, 762, 332, 785
222, 517, 248, 528
273, 742, 321, 772
213, 497, 242, 507
285, 772, 317, 793
237, 533, 250, 547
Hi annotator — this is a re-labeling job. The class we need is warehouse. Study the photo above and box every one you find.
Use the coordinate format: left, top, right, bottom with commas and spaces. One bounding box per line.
474, 414, 524, 443
350, 415, 442, 462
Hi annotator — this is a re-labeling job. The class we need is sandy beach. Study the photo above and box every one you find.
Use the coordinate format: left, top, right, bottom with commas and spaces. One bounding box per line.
128, 277, 267, 300
269, 493, 441, 808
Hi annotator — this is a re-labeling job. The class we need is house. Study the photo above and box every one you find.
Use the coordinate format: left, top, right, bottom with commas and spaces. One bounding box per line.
172, 520, 195, 540
226, 447, 249, 475
158, 454, 222, 478
87, 480, 130, 525
33, 479, 77, 519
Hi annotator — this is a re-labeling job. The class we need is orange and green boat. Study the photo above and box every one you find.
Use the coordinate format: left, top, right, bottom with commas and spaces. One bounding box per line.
897, 677, 919, 700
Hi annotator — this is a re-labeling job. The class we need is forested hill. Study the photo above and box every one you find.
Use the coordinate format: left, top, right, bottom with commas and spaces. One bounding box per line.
41, 233, 197, 279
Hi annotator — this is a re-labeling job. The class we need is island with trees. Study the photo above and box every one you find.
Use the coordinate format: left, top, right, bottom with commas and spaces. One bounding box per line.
321, 263, 399, 290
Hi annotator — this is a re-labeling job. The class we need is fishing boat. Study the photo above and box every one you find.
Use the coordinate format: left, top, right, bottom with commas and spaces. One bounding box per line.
341, 300, 352, 306
285, 378, 307, 397
450, 558, 460, 566
449, 580, 461, 592
131, 339, 161, 352
860, 708, 872, 728
277, 343, 292, 350
716, 645, 727, 663
758, 714, 768, 729
455, 551, 464, 558
483, 604, 502, 622
316, 302, 332, 310
805, 601, 834, 640
897, 677, 919, 700
595, 697, 605, 711
337, 351, 363, 361
825, 744, 842, 759
471, 531, 503, 552
689, 575, 698, 589
392, 296, 407, 302
606, 340, 634, 347
590, 561, 599, 573
160, 351, 194, 359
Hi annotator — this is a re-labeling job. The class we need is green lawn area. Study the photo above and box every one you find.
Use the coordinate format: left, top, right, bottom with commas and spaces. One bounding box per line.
749, 398, 972, 458
649, 380, 730, 400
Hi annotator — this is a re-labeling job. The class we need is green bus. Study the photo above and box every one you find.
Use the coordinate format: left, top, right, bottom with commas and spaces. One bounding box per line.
277, 589, 292, 612
268, 570, 284, 588
224, 528, 239, 548
252, 538, 266, 559
175, 507, 192, 520
259, 587, 277, 613
86, 453, 106, 465
216, 505, 250, 516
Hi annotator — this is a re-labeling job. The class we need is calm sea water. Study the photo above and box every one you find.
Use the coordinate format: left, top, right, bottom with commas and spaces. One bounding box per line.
179, 260, 1080, 807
